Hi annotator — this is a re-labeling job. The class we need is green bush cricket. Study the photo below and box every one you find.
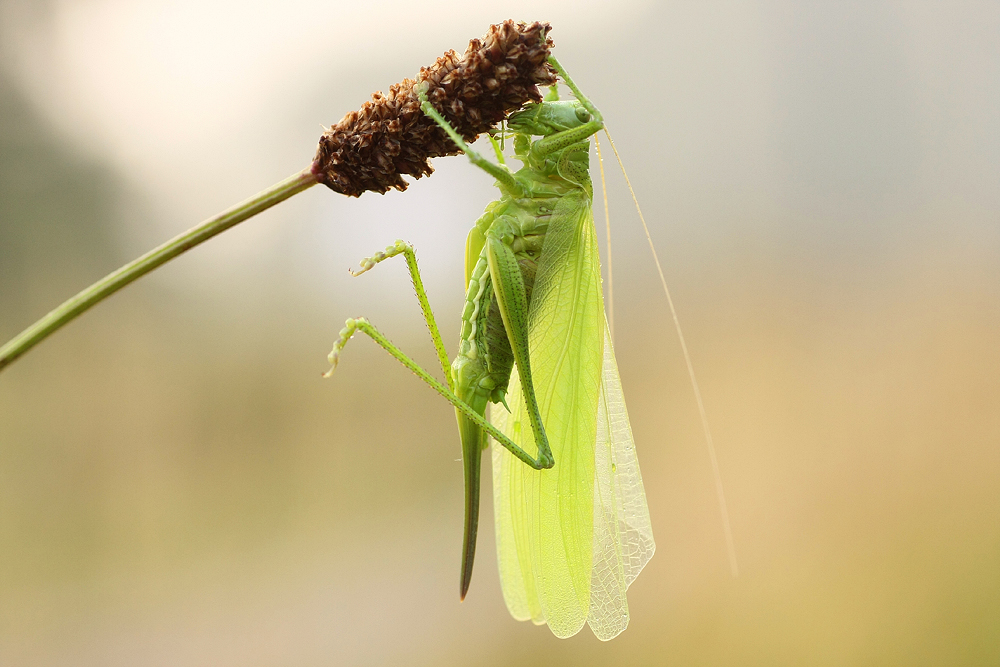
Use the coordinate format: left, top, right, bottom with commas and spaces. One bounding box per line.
324, 55, 654, 640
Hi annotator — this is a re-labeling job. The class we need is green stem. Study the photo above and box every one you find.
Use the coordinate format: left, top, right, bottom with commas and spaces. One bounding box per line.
0, 166, 320, 373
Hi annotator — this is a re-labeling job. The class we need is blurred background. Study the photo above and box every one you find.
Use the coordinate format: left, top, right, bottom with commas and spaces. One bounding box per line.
1, 0, 998, 664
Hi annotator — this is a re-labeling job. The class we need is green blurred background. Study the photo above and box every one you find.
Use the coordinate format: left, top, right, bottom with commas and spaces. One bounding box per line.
1, 1, 998, 664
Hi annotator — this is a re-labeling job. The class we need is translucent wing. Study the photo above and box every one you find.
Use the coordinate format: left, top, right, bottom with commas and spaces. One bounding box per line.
492, 191, 653, 639
587, 325, 655, 640
494, 325, 654, 640
491, 370, 534, 620
492, 192, 604, 638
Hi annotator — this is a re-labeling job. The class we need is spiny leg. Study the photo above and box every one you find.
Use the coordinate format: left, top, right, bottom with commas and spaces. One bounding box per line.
526, 57, 605, 160
547, 55, 603, 123
530, 117, 604, 159
325, 318, 552, 470
487, 134, 506, 165
485, 235, 554, 468
347, 239, 452, 390
416, 86, 524, 197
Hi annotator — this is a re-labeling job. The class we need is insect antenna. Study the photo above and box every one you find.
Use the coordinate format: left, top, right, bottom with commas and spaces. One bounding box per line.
594, 133, 614, 342
603, 129, 740, 578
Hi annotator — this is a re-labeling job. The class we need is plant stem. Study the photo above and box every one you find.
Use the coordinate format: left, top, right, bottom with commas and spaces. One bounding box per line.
0, 166, 319, 373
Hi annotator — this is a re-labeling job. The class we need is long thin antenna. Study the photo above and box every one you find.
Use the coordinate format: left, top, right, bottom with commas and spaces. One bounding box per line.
594, 134, 614, 342
603, 129, 738, 577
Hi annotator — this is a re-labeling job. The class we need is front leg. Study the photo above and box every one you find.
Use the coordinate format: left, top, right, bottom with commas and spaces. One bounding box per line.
530, 56, 605, 158
416, 87, 525, 197
547, 55, 604, 123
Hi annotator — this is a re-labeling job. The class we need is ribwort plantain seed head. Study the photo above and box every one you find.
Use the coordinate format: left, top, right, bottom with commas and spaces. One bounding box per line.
312, 21, 556, 197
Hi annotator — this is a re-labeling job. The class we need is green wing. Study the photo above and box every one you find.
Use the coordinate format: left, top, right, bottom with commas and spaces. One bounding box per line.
491, 194, 654, 640
491, 192, 605, 638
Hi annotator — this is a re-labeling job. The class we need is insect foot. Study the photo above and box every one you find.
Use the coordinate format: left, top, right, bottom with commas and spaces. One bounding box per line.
350, 240, 412, 277
323, 317, 364, 377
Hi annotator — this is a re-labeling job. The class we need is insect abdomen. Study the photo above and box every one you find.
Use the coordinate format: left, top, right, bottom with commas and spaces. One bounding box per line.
454, 242, 538, 411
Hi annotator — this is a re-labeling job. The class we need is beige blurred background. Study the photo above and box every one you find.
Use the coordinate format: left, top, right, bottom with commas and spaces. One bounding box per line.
1, 0, 998, 664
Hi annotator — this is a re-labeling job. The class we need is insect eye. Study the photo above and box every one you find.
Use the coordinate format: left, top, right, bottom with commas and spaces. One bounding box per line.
575, 107, 591, 123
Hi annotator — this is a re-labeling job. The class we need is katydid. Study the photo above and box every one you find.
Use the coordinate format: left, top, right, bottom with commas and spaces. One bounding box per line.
325, 56, 653, 640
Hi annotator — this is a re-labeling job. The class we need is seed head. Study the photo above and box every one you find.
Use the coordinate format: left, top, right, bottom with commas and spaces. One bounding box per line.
312, 21, 556, 197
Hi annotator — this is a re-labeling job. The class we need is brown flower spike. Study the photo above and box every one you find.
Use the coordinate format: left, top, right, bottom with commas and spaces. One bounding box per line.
312, 21, 557, 197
